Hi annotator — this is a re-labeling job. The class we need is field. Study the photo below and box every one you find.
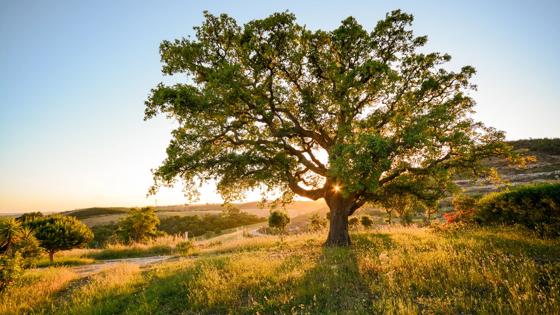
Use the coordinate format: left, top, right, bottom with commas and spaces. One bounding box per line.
1, 226, 559, 314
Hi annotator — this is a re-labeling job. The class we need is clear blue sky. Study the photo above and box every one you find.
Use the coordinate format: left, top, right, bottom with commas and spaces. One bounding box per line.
1, 0, 559, 212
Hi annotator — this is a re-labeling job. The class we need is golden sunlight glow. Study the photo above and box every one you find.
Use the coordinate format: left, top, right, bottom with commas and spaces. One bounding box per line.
333, 185, 341, 192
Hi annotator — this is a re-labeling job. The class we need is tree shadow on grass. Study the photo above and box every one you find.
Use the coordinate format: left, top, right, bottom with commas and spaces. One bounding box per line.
61, 234, 396, 314
279, 246, 375, 314
258, 233, 395, 314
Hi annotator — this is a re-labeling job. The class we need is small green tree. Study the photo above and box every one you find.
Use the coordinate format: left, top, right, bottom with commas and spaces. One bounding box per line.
360, 215, 374, 228
116, 207, 161, 244
25, 215, 93, 262
268, 211, 290, 234
308, 213, 327, 231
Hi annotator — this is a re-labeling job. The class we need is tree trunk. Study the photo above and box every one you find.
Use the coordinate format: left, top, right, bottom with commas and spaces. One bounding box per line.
49, 251, 54, 262
325, 207, 351, 246
324, 189, 355, 247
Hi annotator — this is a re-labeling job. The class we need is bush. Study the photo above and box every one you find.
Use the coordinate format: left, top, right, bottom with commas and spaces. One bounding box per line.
175, 240, 195, 256
476, 183, 560, 237
348, 217, 360, 229
0, 219, 43, 291
90, 223, 118, 248
268, 211, 290, 233
0, 219, 42, 266
16, 212, 43, 223
0, 252, 23, 291
1, 219, 22, 256
308, 213, 327, 231
443, 194, 478, 224
360, 215, 374, 228
14, 227, 43, 268
204, 231, 216, 239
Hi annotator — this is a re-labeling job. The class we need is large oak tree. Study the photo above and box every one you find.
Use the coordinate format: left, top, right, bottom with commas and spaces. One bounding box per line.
145, 10, 515, 246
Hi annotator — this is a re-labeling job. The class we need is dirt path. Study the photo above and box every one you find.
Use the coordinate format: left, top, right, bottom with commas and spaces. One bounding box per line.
71, 255, 173, 277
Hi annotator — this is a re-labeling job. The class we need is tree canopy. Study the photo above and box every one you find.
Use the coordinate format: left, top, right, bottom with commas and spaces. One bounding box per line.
116, 207, 161, 244
145, 10, 518, 245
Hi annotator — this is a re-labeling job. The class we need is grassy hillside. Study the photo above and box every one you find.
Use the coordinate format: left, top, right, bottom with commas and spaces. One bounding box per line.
1, 226, 558, 314
63, 207, 130, 220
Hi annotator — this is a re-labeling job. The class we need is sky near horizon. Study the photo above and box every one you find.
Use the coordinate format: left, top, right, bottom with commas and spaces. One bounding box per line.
1, 0, 559, 213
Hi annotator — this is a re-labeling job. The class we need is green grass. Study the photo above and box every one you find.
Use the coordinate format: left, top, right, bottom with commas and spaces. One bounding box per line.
1, 226, 559, 314
86, 245, 175, 260
35, 257, 96, 268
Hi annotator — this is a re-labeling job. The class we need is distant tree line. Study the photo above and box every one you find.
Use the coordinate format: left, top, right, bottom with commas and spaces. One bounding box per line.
159, 212, 265, 236
90, 209, 265, 247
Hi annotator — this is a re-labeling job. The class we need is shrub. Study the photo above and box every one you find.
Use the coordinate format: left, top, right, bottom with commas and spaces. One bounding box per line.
348, 217, 360, 229
175, 240, 195, 256
90, 223, 118, 248
0, 220, 42, 266
268, 211, 290, 233
308, 213, 327, 231
203, 231, 216, 239
0, 219, 23, 255
360, 215, 374, 228
443, 194, 478, 224
476, 183, 560, 237
0, 219, 43, 291
16, 212, 43, 223
24, 215, 93, 262
0, 252, 23, 291
268, 211, 290, 235
14, 227, 43, 268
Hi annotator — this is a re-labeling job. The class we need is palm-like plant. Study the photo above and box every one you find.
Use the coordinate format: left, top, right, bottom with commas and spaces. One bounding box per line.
0, 219, 23, 254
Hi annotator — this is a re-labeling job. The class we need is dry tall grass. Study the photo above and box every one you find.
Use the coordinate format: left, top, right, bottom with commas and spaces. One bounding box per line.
1, 226, 558, 314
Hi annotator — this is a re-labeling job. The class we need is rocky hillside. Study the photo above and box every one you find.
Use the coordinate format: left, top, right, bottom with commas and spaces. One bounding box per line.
456, 138, 560, 194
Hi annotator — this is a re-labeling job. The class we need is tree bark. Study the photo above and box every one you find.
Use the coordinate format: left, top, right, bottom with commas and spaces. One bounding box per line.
324, 187, 355, 247
49, 251, 54, 262
325, 206, 351, 246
